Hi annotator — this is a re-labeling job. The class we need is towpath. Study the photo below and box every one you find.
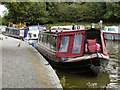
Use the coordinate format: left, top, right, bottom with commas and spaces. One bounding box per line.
0, 34, 62, 88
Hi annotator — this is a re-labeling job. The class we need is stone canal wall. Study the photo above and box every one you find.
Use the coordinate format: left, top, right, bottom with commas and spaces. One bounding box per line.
1, 34, 62, 88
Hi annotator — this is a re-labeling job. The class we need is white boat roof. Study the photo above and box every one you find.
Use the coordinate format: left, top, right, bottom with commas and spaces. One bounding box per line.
51, 25, 72, 30
0, 25, 7, 28
28, 25, 46, 31
104, 26, 118, 28
50, 25, 85, 30
28, 30, 39, 34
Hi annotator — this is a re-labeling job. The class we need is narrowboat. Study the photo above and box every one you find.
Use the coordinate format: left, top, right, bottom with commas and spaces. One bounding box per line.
103, 26, 120, 41
35, 25, 110, 75
24, 25, 46, 45
4, 27, 28, 39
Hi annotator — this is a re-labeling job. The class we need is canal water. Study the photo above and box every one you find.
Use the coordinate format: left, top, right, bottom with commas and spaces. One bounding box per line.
56, 40, 120, 88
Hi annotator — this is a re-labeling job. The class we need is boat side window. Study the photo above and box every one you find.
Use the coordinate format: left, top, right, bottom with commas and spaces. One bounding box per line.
17, 30, 19, 35
42, 34, 47, 45
108, 28, 115, 31
50, 35, 57, 51
39, 33, 57, 51
9, 29, 12, 34
41, 34, 44, 44
14, 30, 16, 35
104, 28, 107, 31
11, 30, 13, 34
46, 34, 50, 47
33, 34, 36, 37
72, 34, 82, 54
39, 34, 43, 43
59, 36, 69, 52
6, 28, 9, 33
28, 33, 32, 38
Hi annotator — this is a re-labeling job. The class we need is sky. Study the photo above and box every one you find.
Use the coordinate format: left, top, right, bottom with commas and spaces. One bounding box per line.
0, 4, 8, 17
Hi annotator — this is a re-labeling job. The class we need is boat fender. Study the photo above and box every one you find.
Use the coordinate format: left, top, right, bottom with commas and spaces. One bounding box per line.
32, 43, 34, 47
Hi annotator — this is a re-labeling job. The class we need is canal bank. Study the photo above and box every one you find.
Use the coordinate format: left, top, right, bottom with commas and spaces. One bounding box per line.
1, 34, 62, 88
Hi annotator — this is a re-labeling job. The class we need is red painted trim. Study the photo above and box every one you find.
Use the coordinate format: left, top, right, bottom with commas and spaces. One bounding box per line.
101, 34, 108, 56
58, 30, 85, 36
102, 32, 106, 46
57, 30, 85, 57
68, 35, 74, 54
103, 32, 120, 35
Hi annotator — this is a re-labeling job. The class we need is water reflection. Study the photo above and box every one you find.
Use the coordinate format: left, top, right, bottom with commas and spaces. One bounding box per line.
56, 40, 120, 88
56, 71, 110, 88
105, 40, 120, 88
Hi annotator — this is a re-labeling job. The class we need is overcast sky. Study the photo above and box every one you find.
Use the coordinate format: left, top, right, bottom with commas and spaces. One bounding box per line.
0, 4, 8, 17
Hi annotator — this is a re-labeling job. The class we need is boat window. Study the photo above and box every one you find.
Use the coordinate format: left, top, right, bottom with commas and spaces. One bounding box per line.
39, 34, 43, 43
28, 33, 32, 38
59, 37, 69, 52
72, 34, 82, 54
39, 33, 57, 51
11, 30, 13, 34
42, 34, 47, 45
8, 29, 11, 34
17, 31, 19, 35
46, 34, 50, 46
14, 31, 16, 35
104, 28, 107, 31
108, 28, 115, 31
33, 34, 36, 37
50, 36, 57, 51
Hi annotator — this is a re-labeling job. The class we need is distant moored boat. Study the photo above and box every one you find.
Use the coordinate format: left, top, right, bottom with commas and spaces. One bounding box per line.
103, 26, 120, 41
4, 27, 28, 39
24, 25, 46, 45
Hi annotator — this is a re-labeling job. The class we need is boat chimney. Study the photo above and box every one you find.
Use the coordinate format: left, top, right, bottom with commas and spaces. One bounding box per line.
72, 24, 75, 30
99, 20, 103, 30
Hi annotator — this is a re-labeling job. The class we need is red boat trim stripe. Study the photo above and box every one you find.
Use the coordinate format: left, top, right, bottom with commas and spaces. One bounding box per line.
101, 33, 108, 56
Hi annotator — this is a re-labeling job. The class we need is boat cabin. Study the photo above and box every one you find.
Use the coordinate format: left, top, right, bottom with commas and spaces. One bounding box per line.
103, 26, 119, 33
38, 28, 108, 59
5, 27, 28, 38
103, 26, 120, 40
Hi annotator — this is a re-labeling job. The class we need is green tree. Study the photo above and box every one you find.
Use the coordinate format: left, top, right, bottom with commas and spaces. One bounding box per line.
2, 2, 49, 25
2, 2, 120, 25
104, 2, 120, 21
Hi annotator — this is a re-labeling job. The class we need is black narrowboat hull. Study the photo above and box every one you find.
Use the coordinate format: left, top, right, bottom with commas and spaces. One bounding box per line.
35, 44, 109, 75
43, 54, 108, 75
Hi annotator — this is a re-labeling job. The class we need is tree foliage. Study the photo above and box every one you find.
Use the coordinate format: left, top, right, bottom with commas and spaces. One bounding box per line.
2, 2, 120, 25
